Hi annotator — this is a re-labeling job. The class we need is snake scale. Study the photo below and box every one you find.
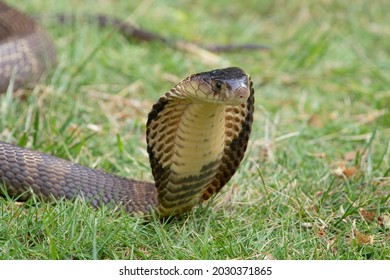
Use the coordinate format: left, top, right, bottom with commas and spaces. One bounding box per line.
0, 2, 254, 217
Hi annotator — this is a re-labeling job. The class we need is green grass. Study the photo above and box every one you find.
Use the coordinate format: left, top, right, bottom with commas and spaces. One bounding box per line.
0, 0, 389, 260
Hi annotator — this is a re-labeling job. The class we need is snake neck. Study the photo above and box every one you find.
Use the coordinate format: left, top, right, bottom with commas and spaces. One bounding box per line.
147, 97, 227, 216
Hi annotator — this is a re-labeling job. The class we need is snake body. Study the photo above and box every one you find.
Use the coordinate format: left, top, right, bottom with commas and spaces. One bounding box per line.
0, 2, 56, 92
0, 2, 254, 216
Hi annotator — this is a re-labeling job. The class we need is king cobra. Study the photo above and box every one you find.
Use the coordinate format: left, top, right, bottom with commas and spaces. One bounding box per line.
0, 2, 254, 217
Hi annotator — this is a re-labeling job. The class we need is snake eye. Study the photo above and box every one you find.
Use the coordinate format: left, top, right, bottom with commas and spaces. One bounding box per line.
212, 81, 223, 93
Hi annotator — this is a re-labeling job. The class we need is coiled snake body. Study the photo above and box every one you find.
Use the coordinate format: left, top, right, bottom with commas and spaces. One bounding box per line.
0, 2, 254, 216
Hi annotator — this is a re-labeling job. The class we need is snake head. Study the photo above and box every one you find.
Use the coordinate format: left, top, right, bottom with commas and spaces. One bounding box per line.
180, 67, 251, 105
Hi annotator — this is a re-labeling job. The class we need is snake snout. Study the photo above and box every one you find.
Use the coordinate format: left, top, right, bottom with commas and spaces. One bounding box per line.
226, 79, 250, 104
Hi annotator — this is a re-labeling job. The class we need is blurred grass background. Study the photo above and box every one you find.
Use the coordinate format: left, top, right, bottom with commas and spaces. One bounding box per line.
0, 0, 389, 259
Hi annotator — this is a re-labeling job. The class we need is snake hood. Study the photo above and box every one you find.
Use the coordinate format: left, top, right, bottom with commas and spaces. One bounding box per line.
146, 67, 254, 216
